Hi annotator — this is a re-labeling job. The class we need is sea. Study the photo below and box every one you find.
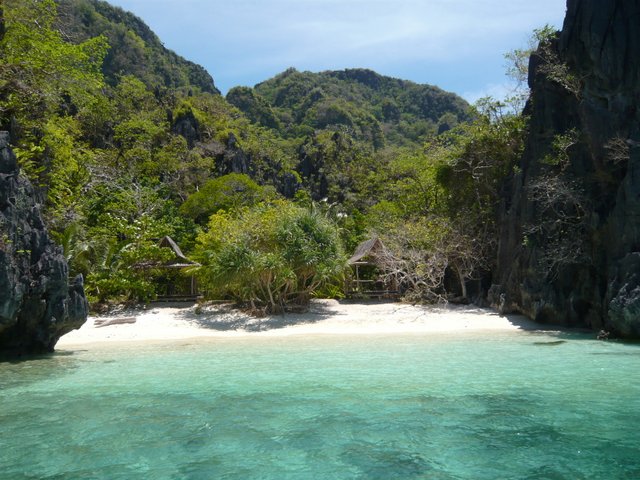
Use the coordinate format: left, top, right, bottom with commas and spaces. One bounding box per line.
1, 330, 639, 479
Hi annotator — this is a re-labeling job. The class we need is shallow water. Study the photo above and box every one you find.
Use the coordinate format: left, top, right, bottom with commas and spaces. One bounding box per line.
1, 330, 639, 479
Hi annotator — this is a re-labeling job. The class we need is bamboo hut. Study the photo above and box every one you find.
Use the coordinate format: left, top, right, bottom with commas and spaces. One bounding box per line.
138, 236, 200, 301
347, 238, 398, 298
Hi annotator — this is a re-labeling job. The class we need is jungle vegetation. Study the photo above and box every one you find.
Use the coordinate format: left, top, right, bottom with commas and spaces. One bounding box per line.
0, 0, 532, 313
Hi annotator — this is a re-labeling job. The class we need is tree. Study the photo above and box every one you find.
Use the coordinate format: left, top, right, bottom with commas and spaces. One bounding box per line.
1, 0, 108, 135
180, 173, 277, 224
194, 201, 345, 313
0, 0, 109, 223
504, 25, 580, 106
365, 99, 527, 302
79, 174, 197, 303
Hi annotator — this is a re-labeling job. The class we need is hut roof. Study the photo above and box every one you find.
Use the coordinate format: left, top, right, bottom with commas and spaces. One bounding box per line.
135, 236, 199, 269
348, 237, 388, 265
158, 236, 189, 262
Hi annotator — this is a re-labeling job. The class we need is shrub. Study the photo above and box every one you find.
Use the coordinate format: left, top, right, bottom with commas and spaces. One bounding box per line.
194, 201, 345, 313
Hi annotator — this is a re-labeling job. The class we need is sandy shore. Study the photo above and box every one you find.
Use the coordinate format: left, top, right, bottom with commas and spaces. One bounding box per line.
57, 299, 546, 347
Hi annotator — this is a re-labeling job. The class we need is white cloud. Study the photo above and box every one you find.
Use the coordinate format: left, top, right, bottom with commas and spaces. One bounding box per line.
107, 0, 567, 94
462, 82, 521, 105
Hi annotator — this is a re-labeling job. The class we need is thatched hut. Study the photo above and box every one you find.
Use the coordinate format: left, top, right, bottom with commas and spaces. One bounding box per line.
138, 236, 200, 301
347, 238, 398, 298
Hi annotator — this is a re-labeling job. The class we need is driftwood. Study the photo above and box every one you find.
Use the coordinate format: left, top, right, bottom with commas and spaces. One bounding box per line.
94, 317, 137, 328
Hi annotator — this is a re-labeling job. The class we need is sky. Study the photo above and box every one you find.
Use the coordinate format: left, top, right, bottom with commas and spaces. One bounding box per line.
107, 0, 567, 103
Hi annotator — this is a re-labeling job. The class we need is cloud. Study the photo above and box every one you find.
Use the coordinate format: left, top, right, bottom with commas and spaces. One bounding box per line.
108, 0, 567, 94
206, 1, 537, 60
462, 81, 522, 105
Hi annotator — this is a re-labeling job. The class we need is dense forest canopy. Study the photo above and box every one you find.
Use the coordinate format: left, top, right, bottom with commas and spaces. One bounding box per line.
228, 67, 470, 147
54, 0, 218, 93
0, 0, 531, 312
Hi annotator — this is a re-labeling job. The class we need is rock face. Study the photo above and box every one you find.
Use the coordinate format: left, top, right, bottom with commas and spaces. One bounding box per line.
0, 132, 88, 355
169, 109, 302, 198
492, 0, 640, 337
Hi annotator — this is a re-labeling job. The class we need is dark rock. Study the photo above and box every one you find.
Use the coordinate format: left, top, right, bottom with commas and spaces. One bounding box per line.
492, 0, 640, 338
172, 108, 201, 148
0, 131, 16, 174
606, 253, 640, 337
0, 133, 87, 356
218, 133, 252, 175
279, 172, 301, 198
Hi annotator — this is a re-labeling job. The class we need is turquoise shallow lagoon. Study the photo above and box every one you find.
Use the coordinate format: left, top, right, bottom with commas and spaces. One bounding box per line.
1, 330, 639, 479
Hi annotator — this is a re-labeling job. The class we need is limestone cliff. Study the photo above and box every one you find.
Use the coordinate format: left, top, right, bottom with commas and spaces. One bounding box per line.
492, 0, 640, 337
0, 132, 88, 355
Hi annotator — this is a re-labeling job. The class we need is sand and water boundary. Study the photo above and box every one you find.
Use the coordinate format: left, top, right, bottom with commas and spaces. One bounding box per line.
58, 299, 547, 348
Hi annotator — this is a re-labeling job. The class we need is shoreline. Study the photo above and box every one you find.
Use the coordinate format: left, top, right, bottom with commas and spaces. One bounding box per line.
57, 299, 551, 348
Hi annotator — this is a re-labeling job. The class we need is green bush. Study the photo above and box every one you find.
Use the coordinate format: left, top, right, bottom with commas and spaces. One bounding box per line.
194, 200, 346, 312
179, 173, 277, 224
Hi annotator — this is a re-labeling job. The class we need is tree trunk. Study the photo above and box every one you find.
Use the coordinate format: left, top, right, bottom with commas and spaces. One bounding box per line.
457, 268, 468, 300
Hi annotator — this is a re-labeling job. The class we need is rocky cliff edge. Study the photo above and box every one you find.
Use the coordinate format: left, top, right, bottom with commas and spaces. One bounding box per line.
0, 132, 88, 356
491, 0, 640, 338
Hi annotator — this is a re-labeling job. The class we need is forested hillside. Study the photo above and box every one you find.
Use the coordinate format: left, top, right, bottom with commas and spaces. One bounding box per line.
228, 68, 469, 147
0, 0, 526, 315
54, 0, 218, 93
1, 0, 302, 306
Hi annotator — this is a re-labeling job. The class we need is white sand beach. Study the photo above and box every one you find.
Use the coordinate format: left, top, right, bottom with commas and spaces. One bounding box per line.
57, 299, 546, 347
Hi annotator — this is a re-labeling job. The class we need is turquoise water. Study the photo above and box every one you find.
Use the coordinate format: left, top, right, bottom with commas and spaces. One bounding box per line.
1, 331, 639, 479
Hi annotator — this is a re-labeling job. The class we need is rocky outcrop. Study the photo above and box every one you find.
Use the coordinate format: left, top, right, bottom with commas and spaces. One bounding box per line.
170, 107, 302, 198
0, 132, 88, 356
171, 108, 201, 148
492, 0, 640, 337
219, 133, 253, 176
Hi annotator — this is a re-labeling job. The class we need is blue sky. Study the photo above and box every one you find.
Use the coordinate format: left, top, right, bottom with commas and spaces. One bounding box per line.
107, 0, 567, 103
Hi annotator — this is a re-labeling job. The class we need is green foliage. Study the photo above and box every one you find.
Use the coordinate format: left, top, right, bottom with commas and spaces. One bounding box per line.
533, 25, 557, 45
54, 0, 218, 93
365, 99, 528, 300
505, 24, 580, 99
438, 111, 527, 216
194, 201, 345, 312
81, 179, 197, 303
51, 222, 92, 278
1, 0, 108, 132
41, 116, 92, 221
1, 0, 532, 309
180, 173, 277, 224
223, 68, 472, 208
1, 0, 110, 229
505, 25, 556, 85
226, 87, 281, 130
230, 68, 469, 148
298, 128, 380, 207
382, 151, 447, 217
113, 75, 159, 116
542, 129, 579, 168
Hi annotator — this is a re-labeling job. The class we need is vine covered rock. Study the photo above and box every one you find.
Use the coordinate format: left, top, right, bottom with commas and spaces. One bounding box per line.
0, 132, 88, 356
492, 0, 640, 338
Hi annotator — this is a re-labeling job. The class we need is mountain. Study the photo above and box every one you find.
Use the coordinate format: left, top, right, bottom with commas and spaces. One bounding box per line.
492, 0, 640, 337
4, 0, 559, 342
54, 0, 218, 93
227, 68, 470, 148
